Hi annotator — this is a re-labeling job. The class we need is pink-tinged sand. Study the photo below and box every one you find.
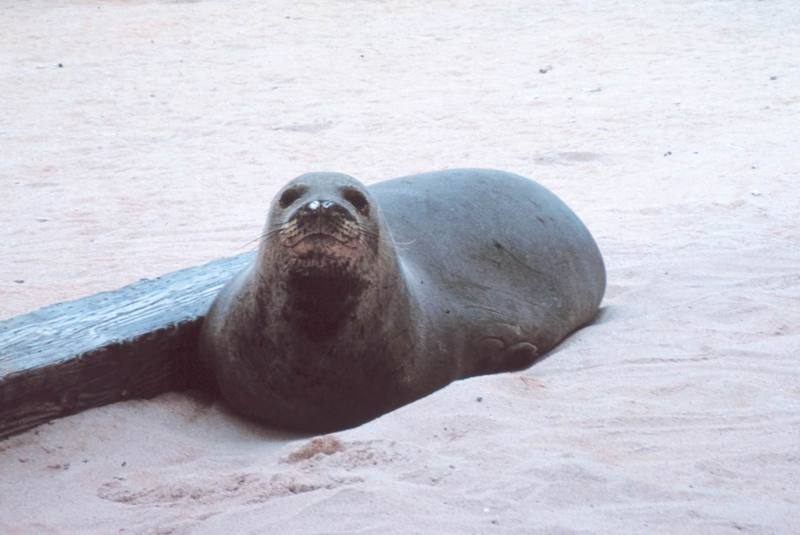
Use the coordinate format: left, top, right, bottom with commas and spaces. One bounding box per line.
1, 1, 798, 533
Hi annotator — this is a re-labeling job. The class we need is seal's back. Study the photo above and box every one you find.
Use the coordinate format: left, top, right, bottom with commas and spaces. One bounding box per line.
371, 168, 605, 375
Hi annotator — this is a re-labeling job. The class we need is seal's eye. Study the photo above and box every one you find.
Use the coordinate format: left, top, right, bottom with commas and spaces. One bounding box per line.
342, 188, 369, 215
279, 186, 306, 208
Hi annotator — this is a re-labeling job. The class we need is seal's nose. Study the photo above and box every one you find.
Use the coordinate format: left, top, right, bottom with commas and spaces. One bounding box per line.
306, 200, 335, 211
296, 199, 351, 222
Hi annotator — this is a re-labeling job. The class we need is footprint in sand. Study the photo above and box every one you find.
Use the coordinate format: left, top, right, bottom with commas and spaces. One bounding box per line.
97, 469, 361, 506
283, 435, 409, 469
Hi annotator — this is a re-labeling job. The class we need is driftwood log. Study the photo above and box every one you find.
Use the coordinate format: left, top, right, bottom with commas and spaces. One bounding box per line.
0, 252, 253, 441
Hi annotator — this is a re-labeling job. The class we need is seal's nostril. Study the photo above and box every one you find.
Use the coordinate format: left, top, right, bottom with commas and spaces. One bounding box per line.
308, 200, 320, 210
322, 201, 334, 209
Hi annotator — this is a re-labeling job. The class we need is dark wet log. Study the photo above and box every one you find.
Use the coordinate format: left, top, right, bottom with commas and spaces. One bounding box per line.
0, 252, 253, 440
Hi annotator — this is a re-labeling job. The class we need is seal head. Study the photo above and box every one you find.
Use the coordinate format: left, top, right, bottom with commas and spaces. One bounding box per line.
265, 173, 382, 341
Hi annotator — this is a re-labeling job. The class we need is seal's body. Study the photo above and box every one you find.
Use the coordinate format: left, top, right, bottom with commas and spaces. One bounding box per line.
200, 169, 605, 432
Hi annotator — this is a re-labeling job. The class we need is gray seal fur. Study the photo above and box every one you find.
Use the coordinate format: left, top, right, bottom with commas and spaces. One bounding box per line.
200, 169, 605, 432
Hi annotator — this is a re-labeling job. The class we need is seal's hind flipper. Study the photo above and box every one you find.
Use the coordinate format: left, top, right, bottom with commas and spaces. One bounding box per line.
501, 341, 541, 371
476, 336, 541, 375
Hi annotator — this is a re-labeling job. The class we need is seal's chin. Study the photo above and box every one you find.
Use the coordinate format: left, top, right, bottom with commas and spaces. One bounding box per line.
283, 234, 364, 279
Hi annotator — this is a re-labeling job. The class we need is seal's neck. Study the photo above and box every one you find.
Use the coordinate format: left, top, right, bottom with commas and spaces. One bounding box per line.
250, 240, 418, 428
284, 270, 368, 341
255, 234, 409, 341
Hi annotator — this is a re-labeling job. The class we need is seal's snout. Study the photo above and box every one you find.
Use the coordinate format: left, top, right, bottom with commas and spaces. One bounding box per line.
278, 198, 363, 256
292, 199, 357, 238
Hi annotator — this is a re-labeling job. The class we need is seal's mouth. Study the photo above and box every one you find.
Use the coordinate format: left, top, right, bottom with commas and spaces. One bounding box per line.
293, 232, 353, 247
289, 231, 360, 257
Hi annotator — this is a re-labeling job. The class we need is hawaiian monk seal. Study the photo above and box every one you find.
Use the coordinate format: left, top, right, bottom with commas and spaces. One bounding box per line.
200, 169, 605, 432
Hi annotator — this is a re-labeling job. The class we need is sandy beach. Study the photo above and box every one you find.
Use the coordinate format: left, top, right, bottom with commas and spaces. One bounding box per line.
1, 0, 799, 533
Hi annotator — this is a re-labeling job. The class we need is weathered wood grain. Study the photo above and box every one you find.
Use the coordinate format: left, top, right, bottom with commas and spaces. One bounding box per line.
0, 252, 254, 441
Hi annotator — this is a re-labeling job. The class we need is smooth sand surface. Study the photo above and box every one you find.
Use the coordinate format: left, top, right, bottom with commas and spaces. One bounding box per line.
1, 1, 799, 533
